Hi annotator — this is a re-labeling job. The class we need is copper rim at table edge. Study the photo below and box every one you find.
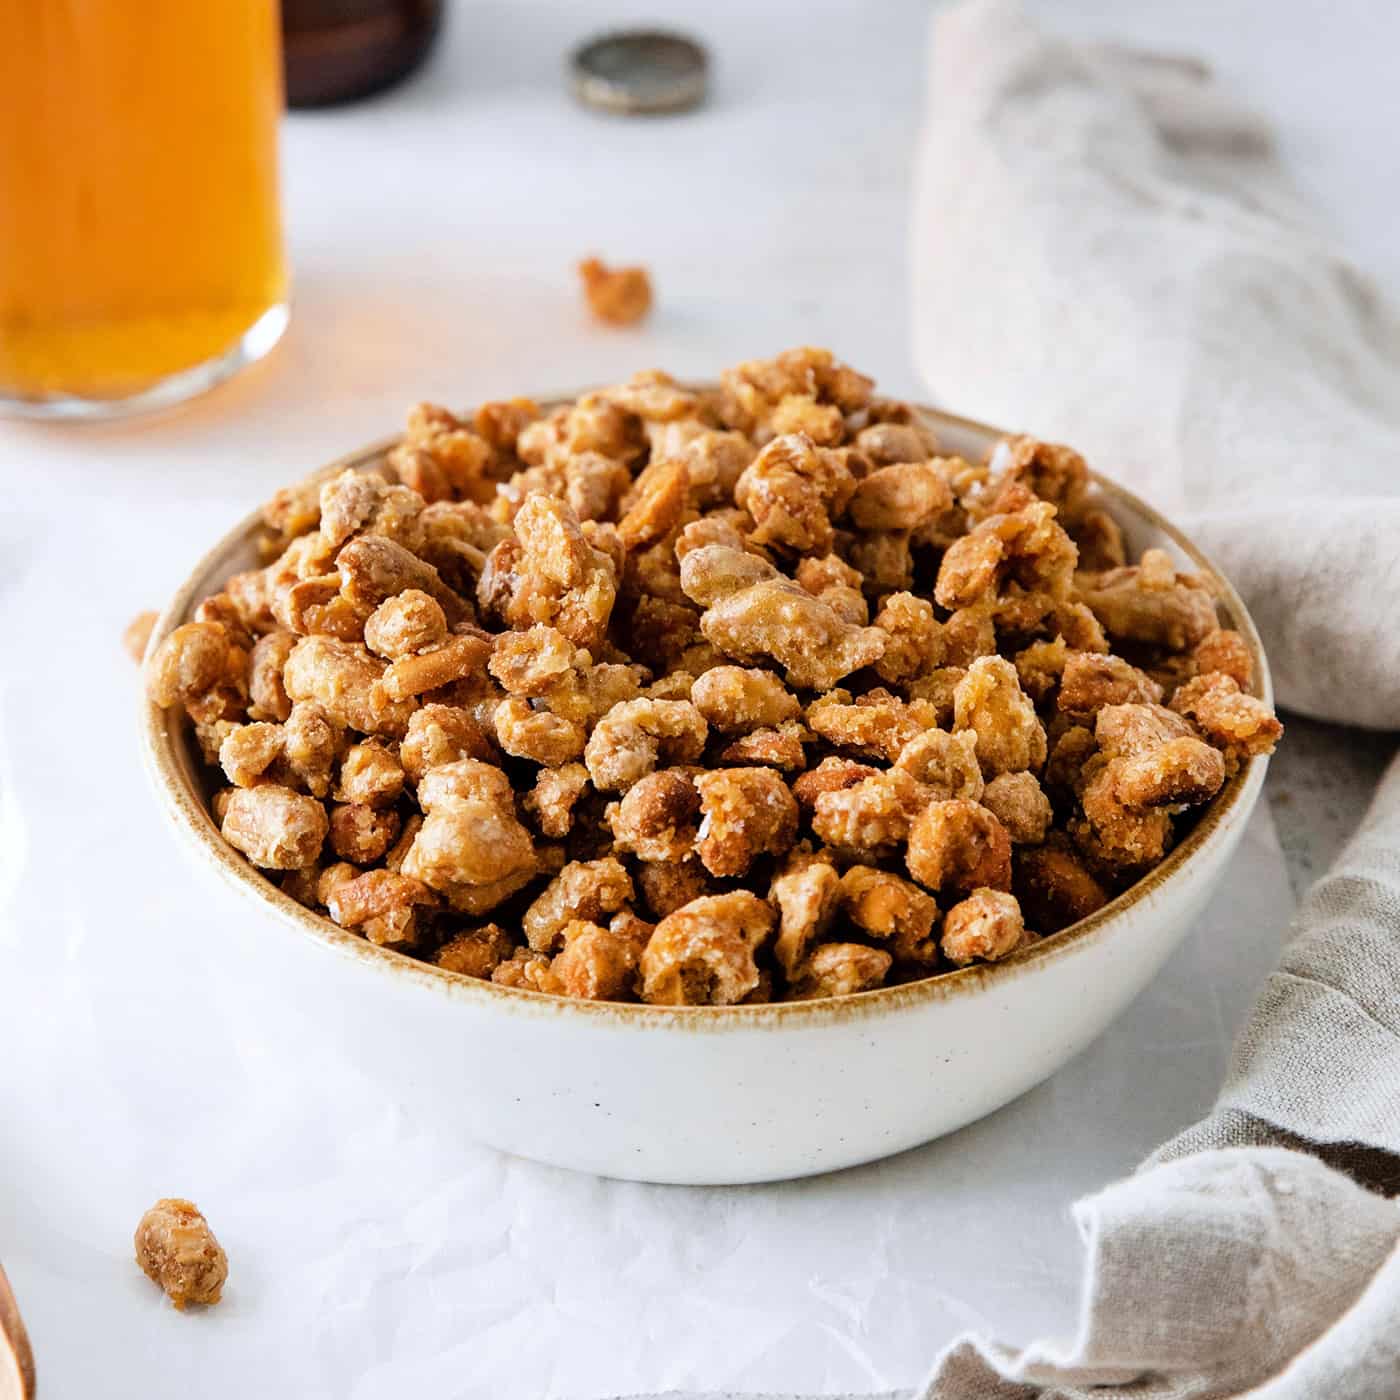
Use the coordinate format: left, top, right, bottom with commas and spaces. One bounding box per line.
140, 396, 1273, 1031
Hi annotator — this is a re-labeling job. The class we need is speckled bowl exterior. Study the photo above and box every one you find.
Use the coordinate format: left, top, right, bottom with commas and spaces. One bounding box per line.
141, 403, 1272, 1184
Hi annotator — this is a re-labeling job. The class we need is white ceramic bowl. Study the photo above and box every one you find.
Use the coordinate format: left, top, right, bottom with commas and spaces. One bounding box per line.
142, 404, 1271, 1185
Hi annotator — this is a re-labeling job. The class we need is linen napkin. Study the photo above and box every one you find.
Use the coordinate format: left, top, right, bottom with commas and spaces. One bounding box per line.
900, 1, 1400, 1395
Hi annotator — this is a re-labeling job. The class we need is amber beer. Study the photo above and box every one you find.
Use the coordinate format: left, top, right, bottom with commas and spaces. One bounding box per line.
0, 0, 288, 416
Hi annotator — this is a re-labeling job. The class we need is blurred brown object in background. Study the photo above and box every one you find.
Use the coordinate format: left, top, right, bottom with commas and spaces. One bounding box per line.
578, 258, 654, 327
0, 1259, 35, 1400
283, 0, 444, 107
124, 611, 160, 664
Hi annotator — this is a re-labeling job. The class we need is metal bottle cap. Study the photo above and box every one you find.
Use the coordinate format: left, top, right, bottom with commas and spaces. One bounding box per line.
570, 30, 708, 115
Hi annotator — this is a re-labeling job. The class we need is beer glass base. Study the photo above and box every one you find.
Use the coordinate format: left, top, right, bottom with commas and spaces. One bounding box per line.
0, 301, 289, 422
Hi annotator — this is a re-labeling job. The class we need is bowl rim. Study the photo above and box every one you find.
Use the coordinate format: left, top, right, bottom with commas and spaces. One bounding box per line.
141, 398, 1273, 1031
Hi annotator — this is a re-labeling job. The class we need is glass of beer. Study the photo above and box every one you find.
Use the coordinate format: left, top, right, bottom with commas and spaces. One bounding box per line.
0, 0, 289, 419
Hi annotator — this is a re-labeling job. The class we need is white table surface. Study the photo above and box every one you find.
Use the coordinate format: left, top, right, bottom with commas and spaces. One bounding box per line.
1, 3, 1394, 1397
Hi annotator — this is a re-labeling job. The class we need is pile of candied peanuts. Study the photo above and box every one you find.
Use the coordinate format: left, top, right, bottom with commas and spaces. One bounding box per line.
146, 348, 1282, 1005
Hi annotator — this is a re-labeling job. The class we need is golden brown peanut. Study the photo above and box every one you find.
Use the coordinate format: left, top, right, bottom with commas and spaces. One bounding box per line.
134, 1199, 228, 1310
319, 469, 426, 551
494, 697, 585, 765
680, 544, 886, 692
953, 656, 1047, 777
400, 703, 496, 781
401, 759, 537, 914
690, 666, 800, 734
769, 846, 842, 978
248, 630, 297, 722
840, 865, 938, 966
796, 554, 868, 625
272, 573, 368, 641
599, 369, 697, 424
1097, 703, 1228, 807
523, 857, 634, 953
218, 722, 284, 789
380, 633, 492, 701
226, 568, 278, 633
907, 800, 1012, 896
395, 406, 498, 504
283, 635, 417, 738
768, 393, 845, 446
985, 436, 1088, 519
1014, 839, 1109, 933
893, 728, 984, 803
640, 892, 774, 1006
194, 592, 255, 650
735, 432, 856, 553
937, 500, 1076, 612
941, 889, 1026, 966
788, 943, 892, 999
492, 948, 562, 994
657, 429, 753, 509
282, 700, 343, 798
847, 461, 951, 530
854, 420, 936, 464
635, 857, 712, 920
692, 767, 798, 877
718, 722, 809, 770
524, 762, 591, 838
980, 772, 1053, 845
264, 476, 324, 542
335, 740, 405, 809
488, 624, 586, 698
337, 534, 465, 622
1191, 630, 1254, 690
584, 698, 708, 792
811, 768, 930, 858
326, 868, 434, 928
718, 347, 871, 438
221, 785, 328, 870
873, 592, 943, 684
146, 621, 233, 710
578, 257, 653, 325
1015, 637, 1069, 705
903, 667, 967, 726
329, 803, 401, 864
550, 920, 642, 1000
1058, 652, 1163, 718
607, 768, 700, 862
363, 589, 449, 659
1076, 766, 1173, 868
1170, 673, 1282, 766
479, 493, 617, 649
619, 459, 690, 549
806, 690, 936, 764
435, 924, 515, 979
1076, 550, 1218, 650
